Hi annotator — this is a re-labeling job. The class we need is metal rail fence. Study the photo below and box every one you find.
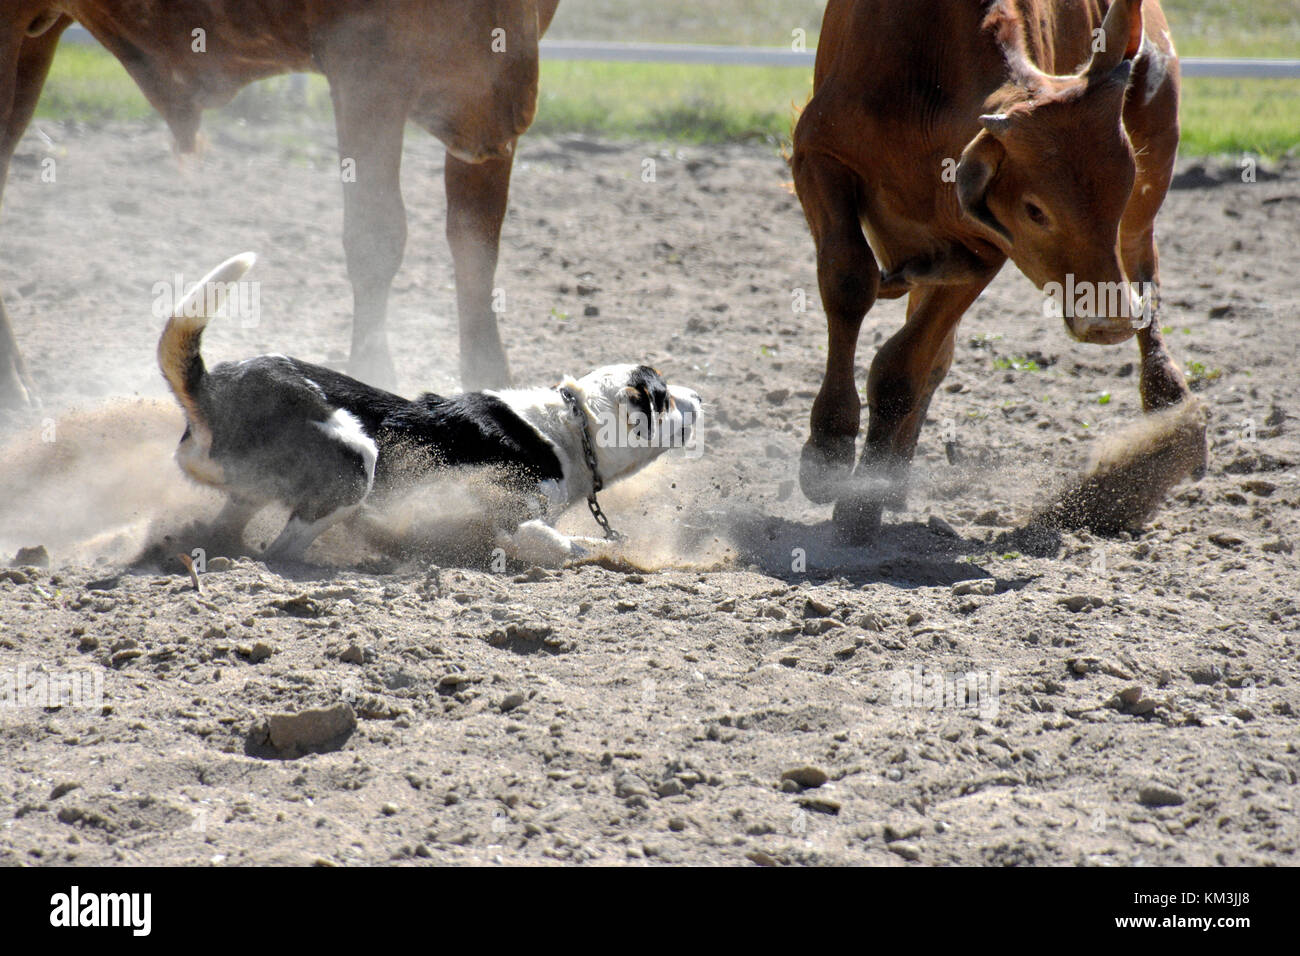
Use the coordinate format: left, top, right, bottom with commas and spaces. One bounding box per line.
60, 27, 1300, 79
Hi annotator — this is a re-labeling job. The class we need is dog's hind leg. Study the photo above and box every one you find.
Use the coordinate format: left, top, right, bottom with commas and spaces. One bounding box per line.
205, 496, 262, 556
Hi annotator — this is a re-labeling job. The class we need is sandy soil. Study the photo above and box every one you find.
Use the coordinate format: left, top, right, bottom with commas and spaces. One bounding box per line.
0, 113, 1297, 866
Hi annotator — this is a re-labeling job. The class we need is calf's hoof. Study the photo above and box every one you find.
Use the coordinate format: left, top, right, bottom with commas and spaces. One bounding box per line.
799, 436, 856, 504
832, 493, 883, 546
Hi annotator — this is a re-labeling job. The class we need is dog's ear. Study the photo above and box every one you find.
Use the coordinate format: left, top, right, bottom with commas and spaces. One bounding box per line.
627, 366, 670, 415
617, 385, 654, 442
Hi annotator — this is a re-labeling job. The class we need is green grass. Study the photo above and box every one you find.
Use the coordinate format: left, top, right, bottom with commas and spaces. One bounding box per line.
1179, 78, 1300, 157
32, 3, 1300, 157
532, 61, 808, 143
992, 356, 1043, 372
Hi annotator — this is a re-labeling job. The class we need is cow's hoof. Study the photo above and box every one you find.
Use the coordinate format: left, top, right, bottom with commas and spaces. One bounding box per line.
348, 349, 398, 392
799, 437, 856, 504
832, 494, 883, 545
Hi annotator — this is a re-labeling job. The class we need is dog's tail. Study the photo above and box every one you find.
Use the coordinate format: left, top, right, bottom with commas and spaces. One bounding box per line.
157, 252, 256, 426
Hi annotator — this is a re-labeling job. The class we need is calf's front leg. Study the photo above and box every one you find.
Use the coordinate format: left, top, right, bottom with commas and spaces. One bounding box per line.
834, 281, 989, 543
791, 149, 880, 505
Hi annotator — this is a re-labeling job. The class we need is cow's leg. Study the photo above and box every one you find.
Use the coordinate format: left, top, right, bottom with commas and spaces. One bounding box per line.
445, 151, 515, 390
327, 72, 411, 390
792, 149, 880, 504
834, 281, 988, 543
1121, 229, 1191, 412
0, 16, 68, 408
1122, 227, 1207, 475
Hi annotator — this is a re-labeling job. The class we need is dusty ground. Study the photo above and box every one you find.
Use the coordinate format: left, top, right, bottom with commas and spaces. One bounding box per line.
0, 113, 1297, 866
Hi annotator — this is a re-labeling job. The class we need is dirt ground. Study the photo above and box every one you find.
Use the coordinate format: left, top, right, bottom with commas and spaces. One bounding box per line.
0, 113, 1297, 866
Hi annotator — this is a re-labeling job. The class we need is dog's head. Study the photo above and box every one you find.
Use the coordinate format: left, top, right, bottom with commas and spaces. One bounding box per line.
563, 364, 703, 486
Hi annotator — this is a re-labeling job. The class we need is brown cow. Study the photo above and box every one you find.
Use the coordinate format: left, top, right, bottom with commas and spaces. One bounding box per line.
0, 0, 561, 408
792, 0, 1204, 542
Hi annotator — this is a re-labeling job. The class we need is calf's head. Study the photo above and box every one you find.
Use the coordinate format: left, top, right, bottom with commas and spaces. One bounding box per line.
957, 0, 1150, 345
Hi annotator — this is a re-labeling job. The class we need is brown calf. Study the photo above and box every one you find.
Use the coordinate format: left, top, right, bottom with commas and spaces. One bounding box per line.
792, 0, 1204, 542
0, 0, 560, 407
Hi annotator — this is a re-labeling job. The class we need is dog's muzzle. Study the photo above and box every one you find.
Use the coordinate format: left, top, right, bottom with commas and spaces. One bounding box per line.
668, 385, 703, 453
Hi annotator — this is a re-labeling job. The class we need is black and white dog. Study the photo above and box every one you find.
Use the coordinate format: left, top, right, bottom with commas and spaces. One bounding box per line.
157, 253, 703, 564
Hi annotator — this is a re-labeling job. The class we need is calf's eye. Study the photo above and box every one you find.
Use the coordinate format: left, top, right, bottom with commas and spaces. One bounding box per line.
1024, 202, 1049, 227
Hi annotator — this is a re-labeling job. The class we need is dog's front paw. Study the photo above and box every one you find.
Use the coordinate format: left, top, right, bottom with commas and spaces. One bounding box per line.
498, 520, 580, 569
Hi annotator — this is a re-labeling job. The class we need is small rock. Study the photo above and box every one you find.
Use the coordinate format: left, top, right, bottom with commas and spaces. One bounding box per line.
206, 556, 233, 572
500, 692, 527, 713
667, 816, 688, 832
889, 842, 921, 861
264, 703, 357, 755
338, 643, 364, 664
952, 578, 995, 597
1208, 531, 1245, 549
974, 509, 1003, 527
1114, 686, 1144, 709
110, 649, 143, 668
380, 803, 399, 816
657, 778, 686, 798
1242, 480, 1276, 497
1261, 538, 1293, 555
798, 796, 841, 815
269, 594, 325, 618
781, 766, 829, 789
13, 545, 50, 568
927, 515, 959, 538
1057, 595, 1102, 613
248, 642, 273, 663
615, 773, 651, 800
802, 597, 834, 619
1138, 784, 1185, 807
1185, 664, 1224, 685
883, 822, 923, 842
49, 782, 81, 800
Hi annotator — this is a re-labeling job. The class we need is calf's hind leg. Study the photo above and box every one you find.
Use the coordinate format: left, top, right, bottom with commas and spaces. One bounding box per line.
791, 149, 880, 505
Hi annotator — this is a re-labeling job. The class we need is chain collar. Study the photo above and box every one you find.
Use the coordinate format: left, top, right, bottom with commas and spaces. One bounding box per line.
558, 386, 623, 541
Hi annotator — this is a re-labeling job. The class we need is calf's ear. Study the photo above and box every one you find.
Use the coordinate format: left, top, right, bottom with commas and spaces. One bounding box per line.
956, 130, 1012, 245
